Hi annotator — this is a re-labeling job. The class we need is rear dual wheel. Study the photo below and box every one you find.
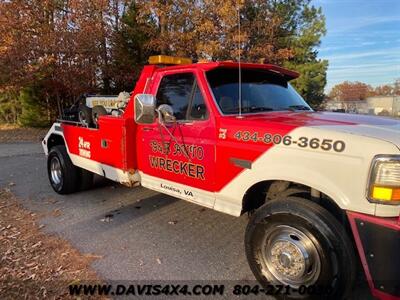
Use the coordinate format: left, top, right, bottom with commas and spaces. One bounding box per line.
245, 197, 356, 299
48, 145, 94, 194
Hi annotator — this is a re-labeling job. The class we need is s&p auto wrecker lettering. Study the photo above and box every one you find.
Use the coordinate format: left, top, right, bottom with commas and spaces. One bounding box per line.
149, 140, 206, 180
150, 140, 204, 160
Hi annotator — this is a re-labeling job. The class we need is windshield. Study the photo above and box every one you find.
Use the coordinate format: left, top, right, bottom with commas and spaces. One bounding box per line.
206, 68, 312, 115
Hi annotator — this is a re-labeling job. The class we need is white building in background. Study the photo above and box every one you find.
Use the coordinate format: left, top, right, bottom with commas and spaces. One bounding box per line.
323, 96, 400, 117
366, 96, 400, 117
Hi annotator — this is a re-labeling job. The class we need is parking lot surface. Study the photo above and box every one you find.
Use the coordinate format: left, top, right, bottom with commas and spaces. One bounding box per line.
0, 142, 372, 299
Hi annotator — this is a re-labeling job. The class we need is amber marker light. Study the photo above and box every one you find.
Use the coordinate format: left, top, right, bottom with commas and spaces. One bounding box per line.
148, 55, 192, 65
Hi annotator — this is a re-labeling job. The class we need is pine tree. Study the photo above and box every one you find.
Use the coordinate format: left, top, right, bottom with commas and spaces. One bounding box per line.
110, 1, 156, 92
18, 86, 49, 127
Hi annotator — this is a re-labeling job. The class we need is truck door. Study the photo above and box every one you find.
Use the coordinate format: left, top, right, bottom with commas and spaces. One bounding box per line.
138, 70, 216, 208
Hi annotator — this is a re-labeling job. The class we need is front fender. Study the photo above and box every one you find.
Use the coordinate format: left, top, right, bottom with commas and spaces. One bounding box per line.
215, 130, 400, 217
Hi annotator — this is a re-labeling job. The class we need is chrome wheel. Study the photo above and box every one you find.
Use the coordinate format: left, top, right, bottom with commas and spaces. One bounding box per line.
50, 157, 62, 185
260, 225, 321, 288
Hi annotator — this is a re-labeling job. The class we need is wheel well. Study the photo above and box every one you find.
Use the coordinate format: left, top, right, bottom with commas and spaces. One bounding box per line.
241, 180, 346, 224
47, 134, 65, 152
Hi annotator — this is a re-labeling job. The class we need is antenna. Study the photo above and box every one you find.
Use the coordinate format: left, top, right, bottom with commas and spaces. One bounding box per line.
237, 0, 243, 118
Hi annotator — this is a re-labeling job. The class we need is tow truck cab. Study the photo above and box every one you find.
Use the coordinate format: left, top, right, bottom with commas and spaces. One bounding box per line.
43, 56, 400, 300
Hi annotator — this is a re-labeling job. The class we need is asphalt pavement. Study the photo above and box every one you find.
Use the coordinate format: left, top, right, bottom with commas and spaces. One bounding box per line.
0, 142, 373, 299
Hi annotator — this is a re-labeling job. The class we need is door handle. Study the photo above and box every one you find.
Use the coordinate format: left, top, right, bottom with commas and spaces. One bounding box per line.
143, 127, 153, 131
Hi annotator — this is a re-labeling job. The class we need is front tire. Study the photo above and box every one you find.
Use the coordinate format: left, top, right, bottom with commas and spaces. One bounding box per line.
245, 197, 356, 299
47, 145, 79, 194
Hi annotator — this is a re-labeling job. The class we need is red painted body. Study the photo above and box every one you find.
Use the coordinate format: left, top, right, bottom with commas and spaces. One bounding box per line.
62, 61, 400, 175
62, 62, 303, 187
63, 116, 136, 170
62, 61, 399, 189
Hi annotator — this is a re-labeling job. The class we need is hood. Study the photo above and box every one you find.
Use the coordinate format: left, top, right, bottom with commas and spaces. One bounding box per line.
223, 111, 400, 149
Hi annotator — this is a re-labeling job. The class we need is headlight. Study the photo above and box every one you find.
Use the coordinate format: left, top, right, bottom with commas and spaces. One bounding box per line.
367, 155, 400, 204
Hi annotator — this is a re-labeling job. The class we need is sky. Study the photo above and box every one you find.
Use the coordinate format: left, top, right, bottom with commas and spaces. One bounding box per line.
312, 0, 400, 92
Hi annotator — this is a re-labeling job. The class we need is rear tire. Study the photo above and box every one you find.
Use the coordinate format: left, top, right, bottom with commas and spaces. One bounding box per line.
92, 105, 107, 128
47, 145, 79, 194
78, 104, 92, 127
245, 197, 356, 300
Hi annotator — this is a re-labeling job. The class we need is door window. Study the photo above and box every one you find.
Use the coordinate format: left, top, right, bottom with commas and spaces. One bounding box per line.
156, 73, 207, 121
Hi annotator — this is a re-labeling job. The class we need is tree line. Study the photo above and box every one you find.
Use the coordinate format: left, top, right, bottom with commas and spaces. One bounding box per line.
0, 0, 327, 127
328, 80, 400, 102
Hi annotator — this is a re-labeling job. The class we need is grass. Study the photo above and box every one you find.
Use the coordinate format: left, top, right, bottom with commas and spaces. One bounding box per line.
0, 188, 104, 299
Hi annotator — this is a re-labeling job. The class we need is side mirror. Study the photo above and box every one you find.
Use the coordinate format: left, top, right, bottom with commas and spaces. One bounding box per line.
157, 104, 176, 124
134, 94, 156, 124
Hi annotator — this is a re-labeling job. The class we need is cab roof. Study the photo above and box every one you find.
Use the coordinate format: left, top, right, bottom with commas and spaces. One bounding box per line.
153, 61, 300, 81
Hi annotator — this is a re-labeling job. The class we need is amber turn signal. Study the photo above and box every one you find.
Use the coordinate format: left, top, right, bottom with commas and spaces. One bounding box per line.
371, 186, 400, 202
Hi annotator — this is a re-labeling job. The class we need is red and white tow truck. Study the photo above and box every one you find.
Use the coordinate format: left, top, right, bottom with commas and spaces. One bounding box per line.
42, 55, 400, 299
